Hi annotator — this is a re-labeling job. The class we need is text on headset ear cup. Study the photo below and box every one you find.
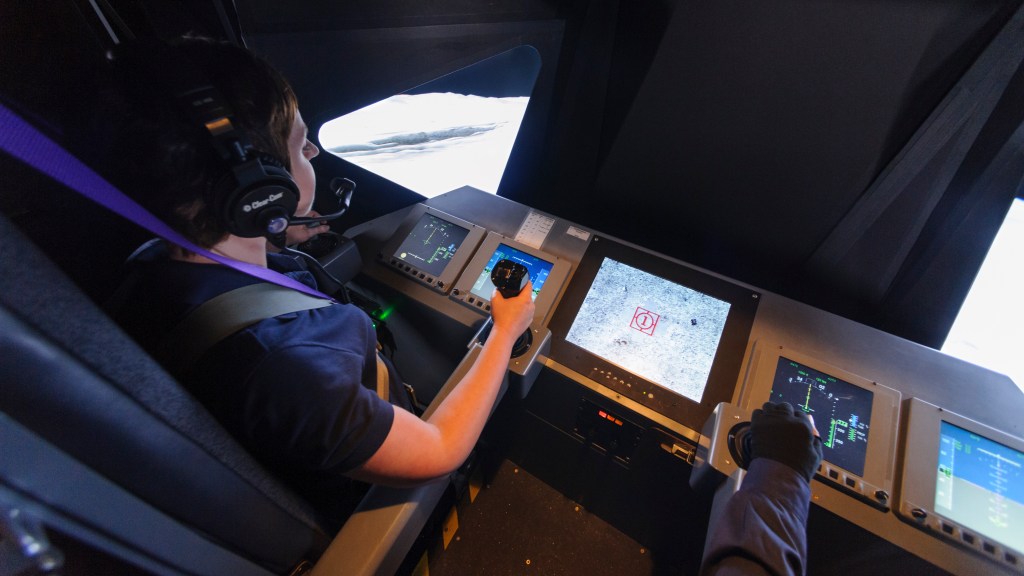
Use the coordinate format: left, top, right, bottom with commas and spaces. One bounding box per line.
211, 153, 300, 238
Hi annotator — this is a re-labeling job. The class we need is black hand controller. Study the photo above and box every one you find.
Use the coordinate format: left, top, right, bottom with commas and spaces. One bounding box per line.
491, 259, 529, 298
489, 259, 532, 357
744, 402, 823, 483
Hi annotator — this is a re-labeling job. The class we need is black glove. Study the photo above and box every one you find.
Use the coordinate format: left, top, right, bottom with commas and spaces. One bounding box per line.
748, 402, 823, 483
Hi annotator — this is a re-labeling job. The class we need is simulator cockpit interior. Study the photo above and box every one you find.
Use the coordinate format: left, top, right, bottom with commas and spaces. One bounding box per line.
2, 1, 1023, 575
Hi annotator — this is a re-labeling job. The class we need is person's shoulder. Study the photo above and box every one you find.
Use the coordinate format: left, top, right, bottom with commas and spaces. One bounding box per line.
245, 301, 375, 354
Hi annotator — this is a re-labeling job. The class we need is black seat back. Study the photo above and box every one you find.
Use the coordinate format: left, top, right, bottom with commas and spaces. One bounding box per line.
0, 206, 330, 572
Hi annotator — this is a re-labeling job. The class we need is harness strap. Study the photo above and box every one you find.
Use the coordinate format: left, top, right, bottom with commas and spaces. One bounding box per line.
375, 352, 389, 403
162, 283, 333, 373
163, 282, 393, 402
0, 102, 333, 302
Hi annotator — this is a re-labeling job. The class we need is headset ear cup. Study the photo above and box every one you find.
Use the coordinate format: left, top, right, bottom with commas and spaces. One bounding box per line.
211, 155, 300, 238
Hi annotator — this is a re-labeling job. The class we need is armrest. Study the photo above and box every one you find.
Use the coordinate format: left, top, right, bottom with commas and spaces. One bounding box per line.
310, 342, 497, 576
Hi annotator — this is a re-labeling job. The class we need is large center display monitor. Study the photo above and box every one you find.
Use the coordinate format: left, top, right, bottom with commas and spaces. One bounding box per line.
548, 237, 760, 432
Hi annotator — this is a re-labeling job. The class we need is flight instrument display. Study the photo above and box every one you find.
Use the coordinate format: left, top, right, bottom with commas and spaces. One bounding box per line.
770, 356, 873, 476
469, 243, 553, 301
393, 213, 471, 277
936, 421, 1024, 552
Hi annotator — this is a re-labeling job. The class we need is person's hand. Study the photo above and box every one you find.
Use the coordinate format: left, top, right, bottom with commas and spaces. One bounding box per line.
490, 280, 535, 339
749, 402, 823, 483
285, 210, 330, 246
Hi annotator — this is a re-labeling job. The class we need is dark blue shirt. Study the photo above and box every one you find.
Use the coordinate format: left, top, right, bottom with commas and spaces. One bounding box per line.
112, 245, 395, 520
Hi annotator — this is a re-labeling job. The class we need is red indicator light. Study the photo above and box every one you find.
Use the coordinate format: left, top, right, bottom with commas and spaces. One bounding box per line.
598, 410, 607, 418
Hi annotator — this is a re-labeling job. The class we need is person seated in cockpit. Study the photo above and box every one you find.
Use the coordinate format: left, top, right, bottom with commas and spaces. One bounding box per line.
700, 402, 824, 576
105, 36, 535, 522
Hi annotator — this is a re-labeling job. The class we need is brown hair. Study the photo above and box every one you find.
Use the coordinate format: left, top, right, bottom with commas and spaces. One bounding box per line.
111, 37, 298, 247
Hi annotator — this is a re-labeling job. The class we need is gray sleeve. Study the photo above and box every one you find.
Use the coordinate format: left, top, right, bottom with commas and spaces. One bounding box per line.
699, 458, 812, 576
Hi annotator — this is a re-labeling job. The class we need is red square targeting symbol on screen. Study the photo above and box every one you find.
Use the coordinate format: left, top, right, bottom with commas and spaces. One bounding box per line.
631, 307, 660, 336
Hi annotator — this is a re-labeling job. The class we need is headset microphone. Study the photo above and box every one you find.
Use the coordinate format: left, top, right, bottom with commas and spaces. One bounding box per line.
290, 177, 355, 226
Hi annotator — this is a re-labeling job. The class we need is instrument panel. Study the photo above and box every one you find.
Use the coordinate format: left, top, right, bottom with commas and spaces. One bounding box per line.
898, 398, 1024, 573
348, 188, 1024, 575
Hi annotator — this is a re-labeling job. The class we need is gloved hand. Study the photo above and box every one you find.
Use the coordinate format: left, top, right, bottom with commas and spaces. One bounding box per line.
748, 401, 823, 483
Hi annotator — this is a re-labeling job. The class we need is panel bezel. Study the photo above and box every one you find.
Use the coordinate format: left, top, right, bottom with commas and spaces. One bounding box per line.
896, 397, 1024, 569
742, 342, 901, 509
547, 236, 760, 434
449, 231, 571, 323
378, 204, 486, 294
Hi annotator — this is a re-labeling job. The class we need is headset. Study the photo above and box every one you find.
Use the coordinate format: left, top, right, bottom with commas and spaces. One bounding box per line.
177, 82, 301, 241
152, 41, 353, 243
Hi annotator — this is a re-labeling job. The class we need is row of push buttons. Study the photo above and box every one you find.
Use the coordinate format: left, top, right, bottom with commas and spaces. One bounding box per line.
907, 506, 1019, 569
816, 464, 890, 510
389, 259, 440, 287
465, 295, 491, 312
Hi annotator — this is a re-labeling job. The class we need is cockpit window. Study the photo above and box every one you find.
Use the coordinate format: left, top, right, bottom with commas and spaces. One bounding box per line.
942, 197, 1023, 392
318, 45, 541, 198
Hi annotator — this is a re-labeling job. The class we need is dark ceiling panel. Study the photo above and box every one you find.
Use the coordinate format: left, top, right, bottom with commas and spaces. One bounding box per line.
593, 0, 1015, 287
237, 0, 562, 33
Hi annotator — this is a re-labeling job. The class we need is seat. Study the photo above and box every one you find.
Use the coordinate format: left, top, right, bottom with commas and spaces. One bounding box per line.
0, 210, 331, 574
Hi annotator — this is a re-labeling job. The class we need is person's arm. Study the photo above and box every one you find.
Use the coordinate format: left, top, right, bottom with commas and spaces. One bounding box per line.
349, 282, 535, 485
699, 459, 812, 576
700, 402, 823, 576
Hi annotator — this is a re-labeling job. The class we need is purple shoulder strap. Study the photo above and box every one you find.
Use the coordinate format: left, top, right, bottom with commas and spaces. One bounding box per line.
0, 102, 333, 301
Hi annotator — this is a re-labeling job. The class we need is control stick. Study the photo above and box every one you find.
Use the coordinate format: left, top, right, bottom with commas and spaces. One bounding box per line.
491, 259, 529, 298
481, 259, 533, 357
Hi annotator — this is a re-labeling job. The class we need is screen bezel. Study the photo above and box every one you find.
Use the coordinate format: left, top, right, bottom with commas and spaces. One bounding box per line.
898, 397, 1024, 558
743, 344, 901, 491
547, 236, 760, 432
379, 204, 486, 293
450, 231, 571, 322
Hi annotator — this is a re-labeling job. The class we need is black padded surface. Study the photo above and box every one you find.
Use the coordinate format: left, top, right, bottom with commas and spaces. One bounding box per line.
0, 211, 329, 571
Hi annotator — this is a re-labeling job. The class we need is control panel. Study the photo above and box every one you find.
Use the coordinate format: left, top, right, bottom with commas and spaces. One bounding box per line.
346, 188, 1024, 576
740, 342, 901, 509
449, 231, 570, 321
378, 204, 485, 293
897, 398, 1024, 573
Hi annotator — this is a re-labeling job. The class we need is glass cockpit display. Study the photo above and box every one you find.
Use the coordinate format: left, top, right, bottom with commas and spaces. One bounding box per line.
392, 212, 471, 277
935, 421, 1024, 552
770, 356, 873, 477
548, 236, 760, 432
469, 243, 553, 302
565, 258, 731, 403
897, 398, 1023, 570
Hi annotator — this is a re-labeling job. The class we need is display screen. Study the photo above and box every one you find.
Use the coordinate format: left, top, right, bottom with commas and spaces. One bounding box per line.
770, 357, 873, 477
548, 237, 759, 430
393, 213, 471, 277
469, 243, 553, 301
936, 421, 1024, 551
564, 258, 731, 403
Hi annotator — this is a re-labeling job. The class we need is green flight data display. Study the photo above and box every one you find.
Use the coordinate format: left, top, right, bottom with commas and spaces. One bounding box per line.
393, 213, 471, 277
770, 356, 873, 477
